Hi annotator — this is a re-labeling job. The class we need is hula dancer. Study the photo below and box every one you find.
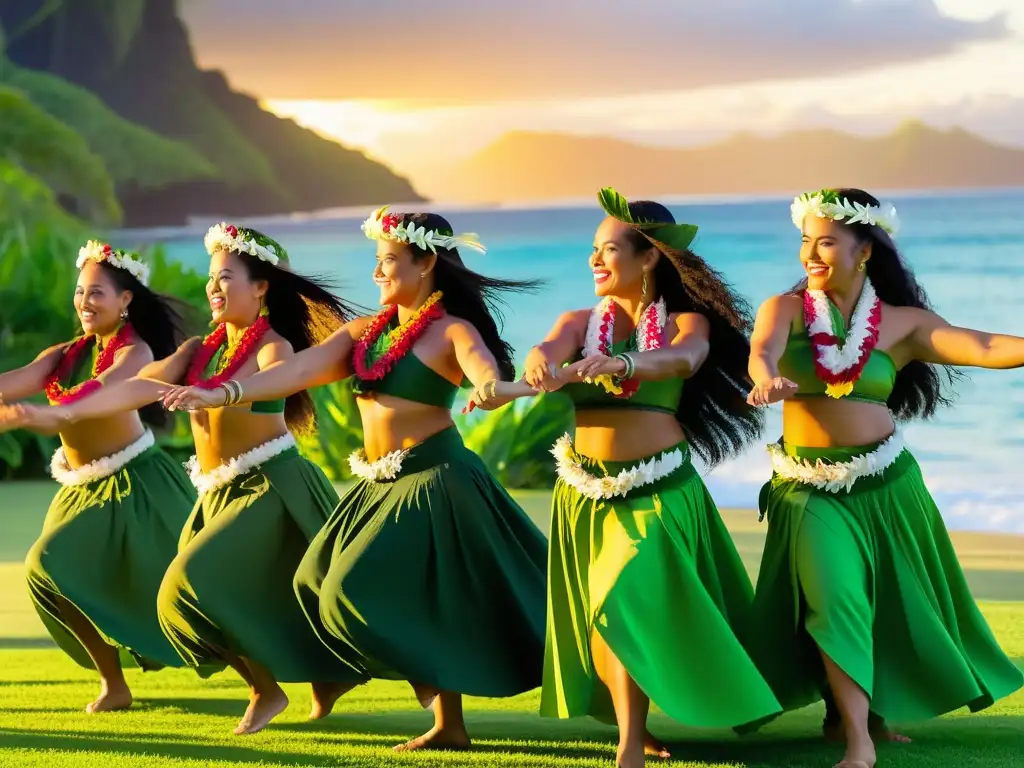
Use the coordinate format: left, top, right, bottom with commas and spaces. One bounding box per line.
471, 189, 781, 768
0, 242, 193, 712
163, 209, 548, 751
746, 188, 1024, 768
13, 225, 362, 735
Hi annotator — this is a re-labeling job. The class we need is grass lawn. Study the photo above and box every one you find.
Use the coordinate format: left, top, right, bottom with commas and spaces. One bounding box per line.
1, 481, 1022, 767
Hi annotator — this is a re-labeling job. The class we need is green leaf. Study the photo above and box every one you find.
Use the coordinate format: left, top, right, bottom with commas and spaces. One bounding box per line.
597, 187, 636, 224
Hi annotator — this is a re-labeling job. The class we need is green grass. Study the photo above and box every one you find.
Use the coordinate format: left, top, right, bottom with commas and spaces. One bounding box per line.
1, 481, 1022, 767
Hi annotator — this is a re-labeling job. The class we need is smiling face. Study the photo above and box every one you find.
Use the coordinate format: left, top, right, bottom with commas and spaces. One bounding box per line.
589, 216, 654, 298
206, 249, 267, 325
74, 261, 131, 336
799, 215, 871, 291
373, 239, 431, 305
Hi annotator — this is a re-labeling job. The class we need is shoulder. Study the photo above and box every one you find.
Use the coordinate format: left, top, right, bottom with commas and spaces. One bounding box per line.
346, 314, 378, 338
179, 336, 205, 355
562, 309, 591, 327
258, 329, 294, 362
760, 293, 802, 313
670, 311, 710, 335
117, 341, 154, 366
884, 303, 939, 331
441, 315, 483, 342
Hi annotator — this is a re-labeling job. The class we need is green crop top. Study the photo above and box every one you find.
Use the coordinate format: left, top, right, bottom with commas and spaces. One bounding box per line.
560, 338, 683, 414
778, 302, 896, 406
351, 322, 462, 409
204, 340, 285, 414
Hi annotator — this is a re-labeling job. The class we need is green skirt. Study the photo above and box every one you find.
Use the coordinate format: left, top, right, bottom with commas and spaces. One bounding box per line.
749, 440, 1024, 723
25, 441, 194, 670
541, 440, 782, 729
294, 426, 547, 697
157, 445, 364, 683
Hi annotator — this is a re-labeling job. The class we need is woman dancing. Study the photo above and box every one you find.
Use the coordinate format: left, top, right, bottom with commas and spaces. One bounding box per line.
0, 241, 193, 712
472, 188, 782, 768
10, 225, 362, 735
746, 188, 1024, 768
163, 208, 549, 752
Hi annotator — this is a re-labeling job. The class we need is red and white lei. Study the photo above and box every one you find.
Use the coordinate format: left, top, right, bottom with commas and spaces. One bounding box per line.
803, 281, 882, 399
581, 297, 666, 397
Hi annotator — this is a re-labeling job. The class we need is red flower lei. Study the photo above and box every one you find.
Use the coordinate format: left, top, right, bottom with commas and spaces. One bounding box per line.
45, 323, 134, 404
185, 311, 271, 388
353, 291, 445, 381
584, 298, 667, 398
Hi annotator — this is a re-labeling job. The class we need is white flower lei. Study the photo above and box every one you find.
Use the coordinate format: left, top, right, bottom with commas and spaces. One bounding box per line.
49, 429, 154, 487
805, 279, 880, 375
791, 191, 900, 235
347, 447, 409, 482
361, 206, 486, 255
582, 297, 667, 358
204, 223, 281, 265
76, 240, 150, 286
551, 433, 684, 500
185, 432, 295, 496
766, 430, 905, 493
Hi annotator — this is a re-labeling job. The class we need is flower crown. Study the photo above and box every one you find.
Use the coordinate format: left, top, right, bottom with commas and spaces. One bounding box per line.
361, 206, 486, 254
204, 223, 286, 265
76, 240, 150, 286
791, 189, 900, 235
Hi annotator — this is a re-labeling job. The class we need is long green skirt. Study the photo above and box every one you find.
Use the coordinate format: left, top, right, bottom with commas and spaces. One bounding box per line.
541, 440, 782, 729
749, 440, 1024, 723
294, 425, 547, 697
25, 441, 194, 670
158, 445, 364, 683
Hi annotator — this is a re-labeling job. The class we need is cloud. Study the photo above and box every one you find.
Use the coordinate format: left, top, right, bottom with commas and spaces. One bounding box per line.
181, 0, 1009, 100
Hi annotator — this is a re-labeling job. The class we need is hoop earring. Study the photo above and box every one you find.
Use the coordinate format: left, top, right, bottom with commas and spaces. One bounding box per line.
858, 262, 866, 272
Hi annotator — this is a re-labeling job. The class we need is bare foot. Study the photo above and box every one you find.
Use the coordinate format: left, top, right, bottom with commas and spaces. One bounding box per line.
309, 681, 360, 720
824, 722, 912, 744
85, 681, 132, 713
235, 689, 289, 735
393, 725, 471, 752
834, 736, 876, 768
233, 695, 257, 735
644, 730, 671, 759
615, 743, 645, 768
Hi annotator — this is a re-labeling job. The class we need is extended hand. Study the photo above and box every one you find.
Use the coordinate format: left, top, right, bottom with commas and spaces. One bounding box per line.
162, 385, 225, 412
0, 403, 67, 434
566, 354, 627, 383
747, 377, 799, 406
523, 348, 564, 392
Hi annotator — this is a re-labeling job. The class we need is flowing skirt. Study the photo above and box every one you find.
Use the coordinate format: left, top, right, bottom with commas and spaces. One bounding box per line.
749, 440, 1023, 722
25, 440, 194, 670
541, 439, 782, 729
294, 426, 547, 697
158, 445, 363, 683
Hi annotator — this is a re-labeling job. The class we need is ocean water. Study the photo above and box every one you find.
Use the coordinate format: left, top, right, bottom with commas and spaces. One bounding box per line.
140, 188, 1024, 534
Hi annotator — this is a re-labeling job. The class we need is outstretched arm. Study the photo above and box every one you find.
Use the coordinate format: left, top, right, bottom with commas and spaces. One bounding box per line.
0, 344, 66, 403
523, 310, 588, 391
449, 321, 537, 411
161, 321, 362, 412
907, 310, 1024, 369
747, 295, 800, 406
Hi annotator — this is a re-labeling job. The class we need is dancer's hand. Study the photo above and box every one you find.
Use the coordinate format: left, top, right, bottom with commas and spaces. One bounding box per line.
0, 403, 68, 434
566, 354, 627, 383
462, 379, 538, 413
747, 377, 798, 406
523, 346, 564, 392
162, 385, 226, 412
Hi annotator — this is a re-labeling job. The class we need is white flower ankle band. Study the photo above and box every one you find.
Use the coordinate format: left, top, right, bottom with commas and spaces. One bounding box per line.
791, 189, 899, 235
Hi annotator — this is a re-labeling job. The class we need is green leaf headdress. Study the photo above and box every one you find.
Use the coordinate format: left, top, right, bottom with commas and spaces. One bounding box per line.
597, 187, 698, 253
204, 223, 289, 266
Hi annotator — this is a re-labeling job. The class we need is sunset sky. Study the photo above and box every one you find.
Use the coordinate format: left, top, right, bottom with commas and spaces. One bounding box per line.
181, 0, 1024, 181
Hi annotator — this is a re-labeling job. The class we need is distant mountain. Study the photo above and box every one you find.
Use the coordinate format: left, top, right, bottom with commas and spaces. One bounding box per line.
0, 0, 422, 226
431, 121, 1024, 202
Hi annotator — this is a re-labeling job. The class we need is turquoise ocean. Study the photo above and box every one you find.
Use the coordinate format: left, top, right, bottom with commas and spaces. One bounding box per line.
137, 188, 1024, 534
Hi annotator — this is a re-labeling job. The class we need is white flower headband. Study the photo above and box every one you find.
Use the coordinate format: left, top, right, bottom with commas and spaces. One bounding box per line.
361, 206, 486, 254
76, 240, 151, 286
791, 190, 900, 235
204, 223, 282, 265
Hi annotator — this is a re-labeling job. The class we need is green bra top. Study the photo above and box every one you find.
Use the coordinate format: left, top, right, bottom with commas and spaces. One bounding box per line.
778, 300, 896, 406
205, 340, 285, 414
561, 338, 683, 415
351, 321, 462, 409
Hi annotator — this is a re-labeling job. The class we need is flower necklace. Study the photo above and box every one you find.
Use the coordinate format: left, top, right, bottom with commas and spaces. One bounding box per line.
803, 280, 882, 399
353, 291, 445, 381
45, 323, 134, 404
185, 308, 271, 389
581, 297, 667, 397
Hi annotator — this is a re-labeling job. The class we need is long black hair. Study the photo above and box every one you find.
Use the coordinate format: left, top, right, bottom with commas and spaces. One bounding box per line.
97, 260, 189, 428
398, 212, 541, 381
790, 188, 959, 419
624, 201, 763, 467
233, 239, 358, 432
